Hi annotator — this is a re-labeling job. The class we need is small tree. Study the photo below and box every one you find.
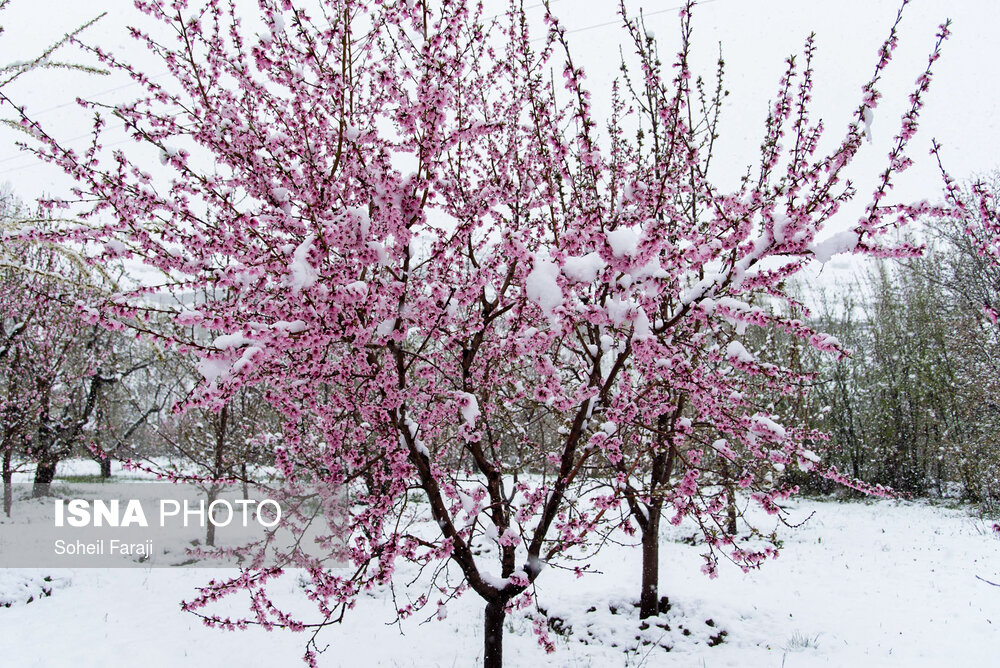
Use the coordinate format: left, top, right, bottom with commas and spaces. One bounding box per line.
587, 0, 951, 617
0, 245, 113, 500
0, 191, 121, 498
0, 272, 39, 514
151, 370, 278, 546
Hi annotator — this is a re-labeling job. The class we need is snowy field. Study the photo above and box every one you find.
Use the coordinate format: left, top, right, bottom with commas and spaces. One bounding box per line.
2, 464, 997, 667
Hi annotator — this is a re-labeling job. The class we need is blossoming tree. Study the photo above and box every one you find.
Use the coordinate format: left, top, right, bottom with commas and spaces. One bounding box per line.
3, 0, 959, 664
0, 221, 113, 502
596, 0, 952, 618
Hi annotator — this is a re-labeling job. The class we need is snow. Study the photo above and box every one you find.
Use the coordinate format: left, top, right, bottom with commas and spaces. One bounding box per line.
212, 333, 251, 349
230, 345, 262, 376
344, 280, 368, 296
525, 255, 562, 318
455, 391, 480, 426
711, 438, 737, 461
725, 340, 756, 364
771, 214, 792, 244
403, 416, 418, 439
715, 297, 754, 315
810, 230, 859, 264
0, 571, 67, 607
374, 317, 396, 338
347, 206, 370, 239
270, 12, 286, 33
157, 146, 179, 165
195, 357, 231, 384
631, 306, 652, 341
561, 252, 606, 283
414, 440, 429, 457
480, 571, 509, 590
751, 414, 788, 439
605, 297, 630, 325
796, 448, 822, 472
605, 226, 641, 258
367, 241, 389, 265
680, 274, 721, 305
863, 106, 875, 143
272, 320, 307, 334
289, 234, 318, 291
813, 332, 842, 349
1, 496, 995, 666
631, 257, 668, 280
458, 491, 478, 517
104, 239, 128, 254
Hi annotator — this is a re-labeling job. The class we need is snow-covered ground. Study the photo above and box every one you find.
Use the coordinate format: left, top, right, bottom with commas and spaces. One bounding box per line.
2, 467, 997, 667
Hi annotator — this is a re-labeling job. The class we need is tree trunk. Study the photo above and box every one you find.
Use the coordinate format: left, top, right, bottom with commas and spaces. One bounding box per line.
32, 456, 57, 498
100, 456, 112, 479
483, 599, 505, 668
935, 458, 944, 498
720, 460, 738, 535
639, 507, 661, 619
206, 486, 219, 547
2, 472, 11, 517
2, 447, 12, 517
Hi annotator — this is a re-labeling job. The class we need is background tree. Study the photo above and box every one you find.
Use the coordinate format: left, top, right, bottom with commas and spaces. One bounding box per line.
0, 211, 115, 499
804, 260, 963, 496
928, 170, 1000, 507
795, 170, 1000, 511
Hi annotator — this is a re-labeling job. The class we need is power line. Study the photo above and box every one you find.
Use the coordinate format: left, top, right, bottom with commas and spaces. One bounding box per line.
23, 73, 171, 120
536, 0, 722, 40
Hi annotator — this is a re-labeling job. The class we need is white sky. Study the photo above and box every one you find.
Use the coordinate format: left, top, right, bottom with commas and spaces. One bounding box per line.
0, 0, 997, 288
